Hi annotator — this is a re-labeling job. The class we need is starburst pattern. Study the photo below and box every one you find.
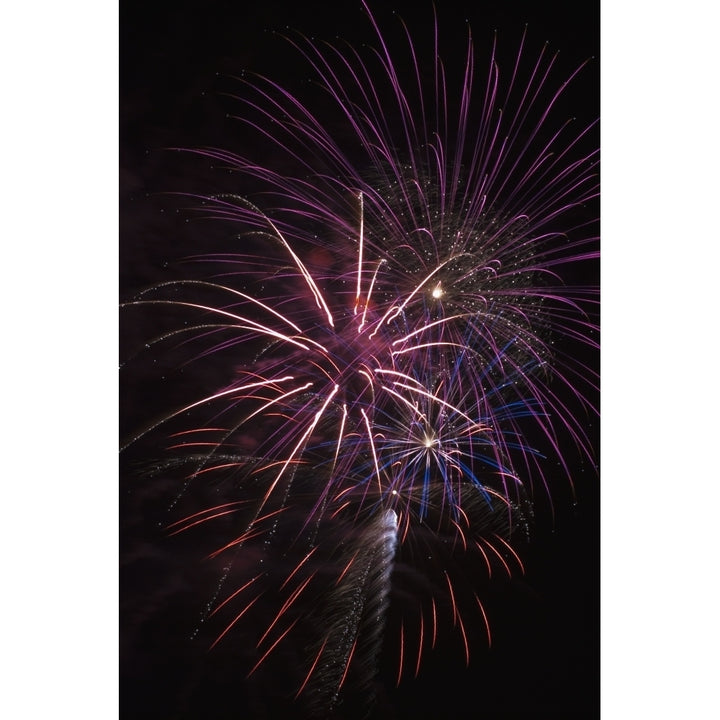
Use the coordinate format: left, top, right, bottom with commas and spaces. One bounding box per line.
121, 3, 598, 717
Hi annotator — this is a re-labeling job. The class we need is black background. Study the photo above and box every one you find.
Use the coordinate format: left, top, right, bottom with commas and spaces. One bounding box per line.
120, 1, 599, 718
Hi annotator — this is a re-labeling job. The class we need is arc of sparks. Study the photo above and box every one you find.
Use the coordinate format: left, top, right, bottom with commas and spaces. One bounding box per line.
369, 255, 466, 337
251, 198, 336, 328
354, 191, 365, 316
134, 279, 306, 333
122, 375, 297, 450
259, 384, 341, 509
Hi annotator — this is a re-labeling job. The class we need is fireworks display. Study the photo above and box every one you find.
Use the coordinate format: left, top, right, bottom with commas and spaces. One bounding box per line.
121, 2, 599, 718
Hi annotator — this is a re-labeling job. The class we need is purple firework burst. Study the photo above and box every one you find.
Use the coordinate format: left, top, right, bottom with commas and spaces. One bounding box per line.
121, 2, 598, 717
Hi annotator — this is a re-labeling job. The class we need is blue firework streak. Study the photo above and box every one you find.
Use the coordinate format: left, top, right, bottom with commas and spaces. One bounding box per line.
122, 2, 598, 716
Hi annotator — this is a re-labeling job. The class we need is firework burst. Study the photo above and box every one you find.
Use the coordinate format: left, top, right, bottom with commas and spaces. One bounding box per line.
121, 2, 598, 717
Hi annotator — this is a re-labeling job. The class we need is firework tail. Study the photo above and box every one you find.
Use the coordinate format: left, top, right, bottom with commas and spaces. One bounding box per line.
298, 507, 398, 719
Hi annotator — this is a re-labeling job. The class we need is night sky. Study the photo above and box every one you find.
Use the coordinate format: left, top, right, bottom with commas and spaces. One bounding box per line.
120, 2, 600, 718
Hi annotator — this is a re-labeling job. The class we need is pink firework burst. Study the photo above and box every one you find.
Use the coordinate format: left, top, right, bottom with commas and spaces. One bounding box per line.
121, 2, 598, 718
